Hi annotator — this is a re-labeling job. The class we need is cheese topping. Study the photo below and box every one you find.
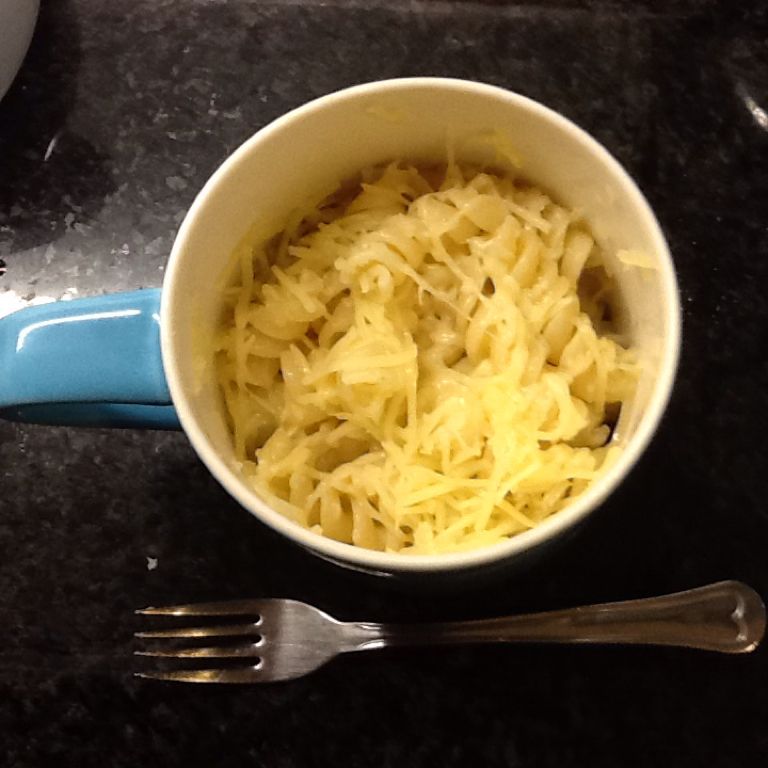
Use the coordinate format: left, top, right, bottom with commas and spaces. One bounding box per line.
215, 163, 638, 554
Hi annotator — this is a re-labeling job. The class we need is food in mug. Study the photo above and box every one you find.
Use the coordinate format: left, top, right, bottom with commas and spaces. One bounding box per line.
214, 162, 638, 554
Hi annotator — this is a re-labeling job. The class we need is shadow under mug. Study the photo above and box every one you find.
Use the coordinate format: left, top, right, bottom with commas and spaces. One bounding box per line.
0, 78, 681, 576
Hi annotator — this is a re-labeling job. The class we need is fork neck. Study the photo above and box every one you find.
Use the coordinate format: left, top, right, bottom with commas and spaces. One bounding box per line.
340, 620, 472, 651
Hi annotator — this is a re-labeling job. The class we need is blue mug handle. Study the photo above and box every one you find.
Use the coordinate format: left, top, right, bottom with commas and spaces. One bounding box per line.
0, 289, 181, 429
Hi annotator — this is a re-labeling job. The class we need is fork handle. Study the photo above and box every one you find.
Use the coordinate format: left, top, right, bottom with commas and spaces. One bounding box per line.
354, 581, 765, 654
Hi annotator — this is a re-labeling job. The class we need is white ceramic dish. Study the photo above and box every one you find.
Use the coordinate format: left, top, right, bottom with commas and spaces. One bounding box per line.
161, 78, 681, 575
0, 0, 39, 102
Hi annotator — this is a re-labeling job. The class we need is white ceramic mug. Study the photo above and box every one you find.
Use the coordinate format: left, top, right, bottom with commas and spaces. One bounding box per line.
0, 78, 681, 576
0, 0, 39, 102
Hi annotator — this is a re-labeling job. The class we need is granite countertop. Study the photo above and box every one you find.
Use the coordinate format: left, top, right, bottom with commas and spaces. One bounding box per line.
1, 0, 768, 765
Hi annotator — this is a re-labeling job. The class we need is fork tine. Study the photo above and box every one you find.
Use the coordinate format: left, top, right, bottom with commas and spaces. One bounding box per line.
136, 599, 267, 616
135, 666, 264, 684
135, 642, 261, 658
134, 622, 258, 639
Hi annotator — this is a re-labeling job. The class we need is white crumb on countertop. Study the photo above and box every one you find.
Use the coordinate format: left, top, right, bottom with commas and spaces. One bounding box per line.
146, 557, 158, 571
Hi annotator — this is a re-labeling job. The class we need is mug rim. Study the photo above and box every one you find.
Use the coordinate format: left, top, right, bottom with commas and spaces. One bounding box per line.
161, 77, 681, 574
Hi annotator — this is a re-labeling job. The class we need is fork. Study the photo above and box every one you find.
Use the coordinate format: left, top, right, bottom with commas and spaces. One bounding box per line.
134, 580, 765, 683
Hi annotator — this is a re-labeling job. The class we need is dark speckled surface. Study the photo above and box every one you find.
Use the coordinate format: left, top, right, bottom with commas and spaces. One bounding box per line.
2, 0, 768, 765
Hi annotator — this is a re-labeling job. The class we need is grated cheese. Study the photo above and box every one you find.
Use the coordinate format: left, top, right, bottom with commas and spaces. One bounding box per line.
215, 163, 639, 554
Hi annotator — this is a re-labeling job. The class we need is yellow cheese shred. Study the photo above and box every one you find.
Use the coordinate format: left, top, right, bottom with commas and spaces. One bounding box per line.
215, 163, 639, 554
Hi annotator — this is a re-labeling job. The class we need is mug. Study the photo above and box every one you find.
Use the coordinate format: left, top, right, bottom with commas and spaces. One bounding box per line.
0, 0, 39, 102
0, 78, 681, 576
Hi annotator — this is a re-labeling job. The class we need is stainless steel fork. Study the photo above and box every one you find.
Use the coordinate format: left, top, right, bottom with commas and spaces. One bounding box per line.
134, 580, 765, 683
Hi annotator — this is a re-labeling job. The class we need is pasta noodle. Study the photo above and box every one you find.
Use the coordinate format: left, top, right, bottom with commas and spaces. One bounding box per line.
215, 162, 638, 554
